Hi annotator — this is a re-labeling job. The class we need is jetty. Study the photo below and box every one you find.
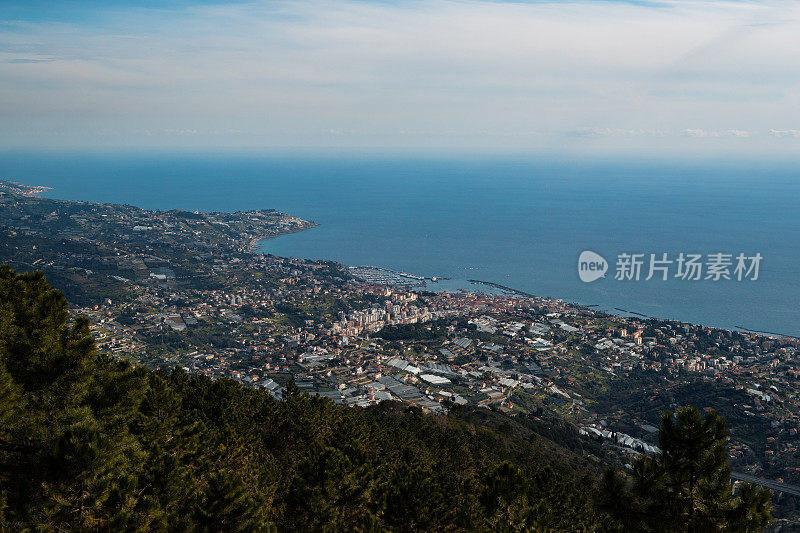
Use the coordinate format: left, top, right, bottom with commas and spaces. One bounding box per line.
467, 279, 538, 299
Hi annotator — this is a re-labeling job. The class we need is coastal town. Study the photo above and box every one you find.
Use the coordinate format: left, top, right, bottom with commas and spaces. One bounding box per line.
3, 179, 800, 520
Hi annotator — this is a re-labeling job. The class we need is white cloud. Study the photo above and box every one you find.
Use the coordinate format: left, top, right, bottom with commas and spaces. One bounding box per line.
570, 128, 670, 138
1, 0, 800, 152
769, 129, 800, 138
683, 128, 752, 138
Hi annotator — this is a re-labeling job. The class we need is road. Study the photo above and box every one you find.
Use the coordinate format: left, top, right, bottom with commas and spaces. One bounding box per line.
731, 471, 800, 497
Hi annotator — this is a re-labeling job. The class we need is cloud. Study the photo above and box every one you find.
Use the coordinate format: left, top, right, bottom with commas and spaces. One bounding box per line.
0, 0, 799, 152
683, 129, 752, 138
769, 129, 800, 138
569, 128, 670, 138
6, 57, 58, 63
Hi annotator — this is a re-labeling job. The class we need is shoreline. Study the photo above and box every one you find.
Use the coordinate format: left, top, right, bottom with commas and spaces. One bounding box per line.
247, 221, 318, 252
251, 233, 798, 340
15, 177, 791, 341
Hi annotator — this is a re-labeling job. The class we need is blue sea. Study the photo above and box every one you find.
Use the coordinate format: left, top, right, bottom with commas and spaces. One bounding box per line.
1, 150, 798, 336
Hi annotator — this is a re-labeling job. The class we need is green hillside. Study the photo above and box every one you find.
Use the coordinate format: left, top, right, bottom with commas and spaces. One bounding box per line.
0, 266, 770, 531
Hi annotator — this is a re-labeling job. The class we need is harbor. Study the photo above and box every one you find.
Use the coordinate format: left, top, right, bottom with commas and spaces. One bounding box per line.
348, 265, 449, 287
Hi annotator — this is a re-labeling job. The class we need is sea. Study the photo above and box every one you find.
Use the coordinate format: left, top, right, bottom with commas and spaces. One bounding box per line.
1, 150, 798, 336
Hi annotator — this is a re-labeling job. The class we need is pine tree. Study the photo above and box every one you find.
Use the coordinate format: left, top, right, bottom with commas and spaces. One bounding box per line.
601, 406, 772, 532
2, 266, 773, 531
194, 470, 274, 533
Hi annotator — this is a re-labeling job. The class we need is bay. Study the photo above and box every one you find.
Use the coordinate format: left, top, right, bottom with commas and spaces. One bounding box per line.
1, 150, 797, 335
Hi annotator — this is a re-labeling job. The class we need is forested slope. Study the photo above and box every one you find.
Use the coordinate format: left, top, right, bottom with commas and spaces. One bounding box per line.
0, 266, 771, 531
0, 266, 607, 531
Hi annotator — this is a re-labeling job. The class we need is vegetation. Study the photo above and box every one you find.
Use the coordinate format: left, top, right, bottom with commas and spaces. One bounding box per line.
0, 266, 604, 530
0, 266, 772, 531
600, 406, 771, 532
376, 322, 449, 341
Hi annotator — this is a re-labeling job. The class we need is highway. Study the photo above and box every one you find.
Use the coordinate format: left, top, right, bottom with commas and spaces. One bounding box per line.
731, 472, 800, 497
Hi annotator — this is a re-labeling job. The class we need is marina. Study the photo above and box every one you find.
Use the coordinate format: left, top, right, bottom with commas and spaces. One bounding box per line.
348, 266, 444, 287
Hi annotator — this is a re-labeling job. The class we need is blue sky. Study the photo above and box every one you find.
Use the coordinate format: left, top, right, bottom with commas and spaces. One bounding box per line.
2, 0, 800, 154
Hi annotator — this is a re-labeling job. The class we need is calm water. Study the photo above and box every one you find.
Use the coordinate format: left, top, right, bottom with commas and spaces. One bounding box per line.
1, 151, 798, 335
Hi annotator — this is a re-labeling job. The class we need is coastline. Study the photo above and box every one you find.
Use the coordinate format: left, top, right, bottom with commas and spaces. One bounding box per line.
251, 230, 799, 340
248, 220, 318, 252
6, 154, 797, 339
11, 175, 791, 341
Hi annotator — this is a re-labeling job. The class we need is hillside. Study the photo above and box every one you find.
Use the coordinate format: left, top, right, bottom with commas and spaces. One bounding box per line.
0, 265, 774, 531
0, 265, 609, 531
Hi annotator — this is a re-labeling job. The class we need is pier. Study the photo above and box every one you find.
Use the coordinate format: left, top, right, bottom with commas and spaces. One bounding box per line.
467, 279, 538, 299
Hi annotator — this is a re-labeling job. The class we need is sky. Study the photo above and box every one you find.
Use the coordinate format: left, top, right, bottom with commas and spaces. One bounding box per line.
2, 0, 800, 155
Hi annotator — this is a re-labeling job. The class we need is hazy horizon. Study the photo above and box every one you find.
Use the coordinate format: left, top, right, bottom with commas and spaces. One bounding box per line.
3, 0, 800, 156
